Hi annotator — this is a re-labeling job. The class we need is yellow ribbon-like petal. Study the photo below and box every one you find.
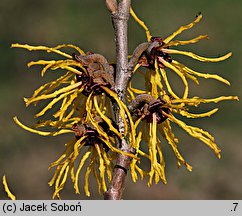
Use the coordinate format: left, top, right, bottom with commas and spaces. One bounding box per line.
162, 48, 232, 62
172, 96, 239, 106
74, 150, 92, 194
172, 60, 230, 85
35, 89, 76, 117
24, 81, 82, 106
30, 72, 73, 101
12, 43, 85, 58
159, 68, 180, 99
12, 43, 73, 59
3, 175, 16, 200
14, 117, 73, 136
84, 162, 93, 197
158, 57, 189, 99
164, 14, 203, 44
130, 7, 152, 41
162, 121, 192, 171
175, 108, 219, 118
167, 113, 221, 158
165, 35, 209, 47
94, 144, 107, 193
93, 95, 122, 139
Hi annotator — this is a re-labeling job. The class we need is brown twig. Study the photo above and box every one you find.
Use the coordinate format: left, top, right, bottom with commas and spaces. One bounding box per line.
104, 0, 131, 200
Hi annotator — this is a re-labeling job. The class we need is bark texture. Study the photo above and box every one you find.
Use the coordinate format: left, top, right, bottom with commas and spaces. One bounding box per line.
104, 0, 132, 200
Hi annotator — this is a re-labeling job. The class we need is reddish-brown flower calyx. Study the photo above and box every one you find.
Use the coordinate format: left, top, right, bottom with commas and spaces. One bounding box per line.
71, 115, 119, 151
128, 94, 170, 124
138, 36, 172, 70
73, 53, 115, 95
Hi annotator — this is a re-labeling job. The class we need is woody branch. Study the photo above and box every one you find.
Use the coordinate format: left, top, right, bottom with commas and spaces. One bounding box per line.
104, 0, 132, 200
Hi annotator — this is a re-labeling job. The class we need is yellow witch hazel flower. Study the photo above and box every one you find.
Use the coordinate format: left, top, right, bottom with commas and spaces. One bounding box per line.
128, 8, 238, 186
12, 6, 238, 198
12, 43, 136, 198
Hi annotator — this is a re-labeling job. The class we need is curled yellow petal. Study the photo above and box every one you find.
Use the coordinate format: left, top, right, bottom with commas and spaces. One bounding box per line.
11, 43, 73, 59
162, 48, 232, 62
102, 150, 112, 182
130, 131, 142, 182
49, 154, 67, 171
135, 164, 146, 180
154, 60, 166, 95
94, 144, 107, 193
35, 89, 76, 117
74, 149, 92, 194
130, 161, 138, 182
52, 163, 69, 199
28, 59, 86, 77
159, 57, 188, 99
159, 68, 180, 99
151, 115, 158, 167
101, 86, 128, 135
13, 117, 73, 136
84, 150, 98, 196
166, 113, 221, 157
172, 60, 230, 85
73, 135, 88, 162
85, 94, 111, 142
57, 87, 84, 121
52, 44, 85, 55
134, 63, 141, 72
150, 69, 158, 98
92, 162, 102, 195
165, 35, 209, 47
12, 43, 85, 59
130, 7, 152, 41
99, 137, 138, 160
93, 95, 122, 139
25, 81, 82, 106
129, 86, 148, 95
30, 72, 73, 101
162, 121, 192, 171
27, 59, 54, 67
172, 96, 239, 106
3, 175, 16, 200
164, 14, 203, 44
49, 165, 62, 187
147, 114, 167, 186
63, 66, 85, 75
27, 60, 56, 77
53, 165, 70, 199
176, 108, 219, 118
84, 163, 93, 197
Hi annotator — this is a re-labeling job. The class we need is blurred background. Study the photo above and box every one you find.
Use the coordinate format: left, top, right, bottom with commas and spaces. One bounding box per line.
0, 0, 241, 199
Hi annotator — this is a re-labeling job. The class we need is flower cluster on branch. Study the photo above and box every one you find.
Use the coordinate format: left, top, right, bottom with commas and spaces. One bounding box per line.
10, 6, 238, 199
